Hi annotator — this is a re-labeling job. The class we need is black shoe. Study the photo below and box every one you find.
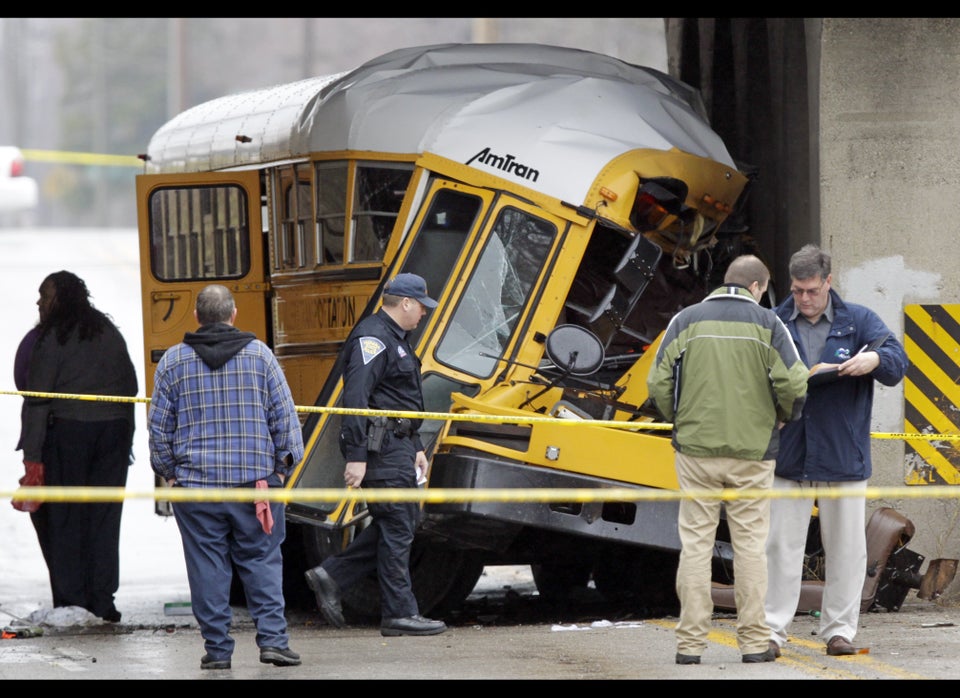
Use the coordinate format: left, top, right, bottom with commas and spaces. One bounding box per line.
742, 648, 777, 663
100, 609, 122, 623
380, 614, 447, 637
260, 646, 301, 666
304, 566, 345, 628
200, 654, 231, 670
675, 653, 701, 665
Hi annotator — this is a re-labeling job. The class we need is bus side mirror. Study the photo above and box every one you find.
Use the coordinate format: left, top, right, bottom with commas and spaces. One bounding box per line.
544, 324, 605, 376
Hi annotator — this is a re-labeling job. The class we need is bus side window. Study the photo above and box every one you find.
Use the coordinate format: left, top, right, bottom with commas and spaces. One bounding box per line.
315, 162, 347, 265
351, 162, 414, 263
276, 164, 313, 270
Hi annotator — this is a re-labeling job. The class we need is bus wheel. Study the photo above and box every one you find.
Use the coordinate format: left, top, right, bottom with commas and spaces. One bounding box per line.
411, 540, 485, 619
300, 525, 484, 623
593, 548, 680, 615
530, 560, 593, 602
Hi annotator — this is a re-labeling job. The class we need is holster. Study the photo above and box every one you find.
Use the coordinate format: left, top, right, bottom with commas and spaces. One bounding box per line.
367, 416, 389, 453
367, 416, 416, 453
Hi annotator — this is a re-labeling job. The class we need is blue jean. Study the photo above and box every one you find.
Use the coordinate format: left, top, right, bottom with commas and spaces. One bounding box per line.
173, 475, 289, 659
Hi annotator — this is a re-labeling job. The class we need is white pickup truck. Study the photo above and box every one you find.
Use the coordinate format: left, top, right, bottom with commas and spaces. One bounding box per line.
0, 146, 38, 224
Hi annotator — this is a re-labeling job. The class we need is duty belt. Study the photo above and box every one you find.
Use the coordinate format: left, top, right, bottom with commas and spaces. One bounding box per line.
366, 416, 416, 453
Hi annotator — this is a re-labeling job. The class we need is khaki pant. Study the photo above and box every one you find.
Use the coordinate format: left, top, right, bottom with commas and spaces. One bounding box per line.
765, 477, 867, 647
674, 452, 774, 656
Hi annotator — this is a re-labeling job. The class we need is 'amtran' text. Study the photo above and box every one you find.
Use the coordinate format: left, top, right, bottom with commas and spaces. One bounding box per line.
465, 148, 539, 183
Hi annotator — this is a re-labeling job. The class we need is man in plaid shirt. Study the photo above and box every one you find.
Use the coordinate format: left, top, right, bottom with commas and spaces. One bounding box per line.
149, 284, 304, 671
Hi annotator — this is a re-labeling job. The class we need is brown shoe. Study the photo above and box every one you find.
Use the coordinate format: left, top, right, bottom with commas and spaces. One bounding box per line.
768, 640, 781, 658
826, 635, 857, 656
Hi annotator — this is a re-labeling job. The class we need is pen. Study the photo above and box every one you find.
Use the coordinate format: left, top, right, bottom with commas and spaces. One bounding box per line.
856, 343, 868, 355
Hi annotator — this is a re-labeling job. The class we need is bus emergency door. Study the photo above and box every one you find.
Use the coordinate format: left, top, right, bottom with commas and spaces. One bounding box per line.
136, 170, 268, 398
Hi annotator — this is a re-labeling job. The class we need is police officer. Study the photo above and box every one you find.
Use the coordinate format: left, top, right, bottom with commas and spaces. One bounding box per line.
305, 272, 447, 636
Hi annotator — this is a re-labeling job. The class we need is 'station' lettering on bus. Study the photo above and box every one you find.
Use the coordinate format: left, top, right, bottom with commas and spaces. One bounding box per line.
466, 147, 539, 182
287, 294, 357, 330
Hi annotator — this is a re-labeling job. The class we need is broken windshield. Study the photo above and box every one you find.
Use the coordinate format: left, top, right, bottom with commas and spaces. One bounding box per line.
435, 206, 555, 378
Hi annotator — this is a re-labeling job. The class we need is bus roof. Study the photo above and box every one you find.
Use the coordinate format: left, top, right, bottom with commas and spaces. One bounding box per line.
145, 42, 737, 206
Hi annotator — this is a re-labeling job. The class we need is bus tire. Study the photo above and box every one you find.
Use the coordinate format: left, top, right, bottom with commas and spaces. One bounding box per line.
593, 547, 680, 615
300, 525, 484, 623
530, 560, 593, 602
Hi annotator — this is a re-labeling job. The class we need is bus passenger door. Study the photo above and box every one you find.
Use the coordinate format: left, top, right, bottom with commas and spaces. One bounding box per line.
136, 170, 268, 400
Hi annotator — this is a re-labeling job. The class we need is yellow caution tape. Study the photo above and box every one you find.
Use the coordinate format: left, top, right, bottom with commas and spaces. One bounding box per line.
8, 484, 960, 505
21, 149, 143, 168
872, 432, 960, 441
5, 388, 956, 439
6, 389, 960, 506
0, 389, 151, 405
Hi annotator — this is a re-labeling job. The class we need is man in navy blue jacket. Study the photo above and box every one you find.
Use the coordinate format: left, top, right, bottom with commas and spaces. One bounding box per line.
304, 273, 448, 637
764, 244, 908, 658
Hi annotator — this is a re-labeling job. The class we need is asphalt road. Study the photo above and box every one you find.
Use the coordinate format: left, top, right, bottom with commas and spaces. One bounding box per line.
5, 576, 960, 681
4, 228, 960, 681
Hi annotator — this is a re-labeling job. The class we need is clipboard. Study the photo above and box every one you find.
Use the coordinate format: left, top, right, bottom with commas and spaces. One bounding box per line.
807, 333, 890, 386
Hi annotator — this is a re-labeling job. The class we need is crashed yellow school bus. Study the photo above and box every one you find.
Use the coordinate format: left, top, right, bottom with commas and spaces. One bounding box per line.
136, 43, 943, 621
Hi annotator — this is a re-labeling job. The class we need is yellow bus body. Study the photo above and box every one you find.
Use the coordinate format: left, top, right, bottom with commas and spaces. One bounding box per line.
137, 43, 751, 617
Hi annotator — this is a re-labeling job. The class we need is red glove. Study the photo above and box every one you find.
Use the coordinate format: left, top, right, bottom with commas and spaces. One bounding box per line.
12, 460, 44, 513
255, 479, 274, 534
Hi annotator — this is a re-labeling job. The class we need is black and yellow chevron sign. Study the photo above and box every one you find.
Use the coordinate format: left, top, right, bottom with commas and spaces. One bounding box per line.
904, 304, 960, 484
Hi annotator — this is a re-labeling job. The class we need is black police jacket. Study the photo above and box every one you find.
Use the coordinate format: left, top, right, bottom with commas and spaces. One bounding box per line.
339, 309, 425, 464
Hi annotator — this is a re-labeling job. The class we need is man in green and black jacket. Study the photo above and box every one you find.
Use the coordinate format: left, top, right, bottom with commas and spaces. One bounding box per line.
647, 254, 808, 667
